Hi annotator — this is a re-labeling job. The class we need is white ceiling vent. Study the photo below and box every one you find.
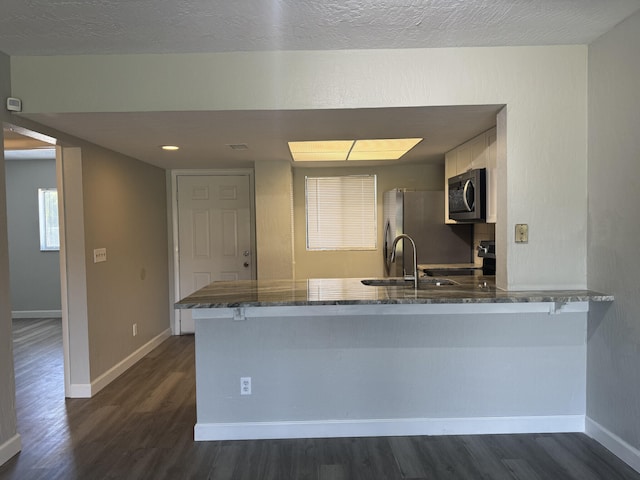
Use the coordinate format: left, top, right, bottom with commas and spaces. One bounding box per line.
227, 144, 249, 150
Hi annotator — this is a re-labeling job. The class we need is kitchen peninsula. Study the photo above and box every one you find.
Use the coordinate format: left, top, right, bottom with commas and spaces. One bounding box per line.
176, 277, 612, 441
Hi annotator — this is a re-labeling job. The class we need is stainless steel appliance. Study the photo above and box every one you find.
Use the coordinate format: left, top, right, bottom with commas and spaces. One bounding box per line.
424, 239, 496, 277
448, 168, 486, 222
477, 240, 496, 275
383, 189, 473, 277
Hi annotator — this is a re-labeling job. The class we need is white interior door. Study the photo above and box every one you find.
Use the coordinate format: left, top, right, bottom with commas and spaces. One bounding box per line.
177, 174, 254, 333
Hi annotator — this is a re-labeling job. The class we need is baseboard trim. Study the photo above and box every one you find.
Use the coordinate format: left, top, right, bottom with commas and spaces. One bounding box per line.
67, 383, 92, 398
0, 434, 21, 467
67, 328, 171, 398
586, 417, 640, 474
195, 415, 585, 441
12, 310, 62, 319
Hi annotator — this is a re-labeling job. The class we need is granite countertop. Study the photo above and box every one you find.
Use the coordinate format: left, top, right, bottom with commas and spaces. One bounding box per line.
175, 276, 613, 309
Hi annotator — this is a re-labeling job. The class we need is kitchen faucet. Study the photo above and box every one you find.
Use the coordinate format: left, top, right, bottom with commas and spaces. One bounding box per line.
390, 234, 418, 289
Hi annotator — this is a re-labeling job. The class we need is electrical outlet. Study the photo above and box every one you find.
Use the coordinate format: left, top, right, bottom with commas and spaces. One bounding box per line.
240, 377, 251, 395
132, 323, 137, 336
515, 224, 529, 243
93, 248, 107, 263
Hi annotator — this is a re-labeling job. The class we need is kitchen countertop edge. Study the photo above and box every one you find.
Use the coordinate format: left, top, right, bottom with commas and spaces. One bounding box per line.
175, 278, 613, 309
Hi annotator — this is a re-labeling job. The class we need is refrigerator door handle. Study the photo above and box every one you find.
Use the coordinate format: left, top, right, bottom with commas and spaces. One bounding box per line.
383, 220, 392, 275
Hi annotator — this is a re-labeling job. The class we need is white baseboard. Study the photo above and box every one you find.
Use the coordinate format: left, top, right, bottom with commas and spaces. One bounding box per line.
67, 383, 92, 398
586, 417, 640, 474
0, 434, 21, 467
67, 328, 171, 398
195, 415, 585, 441
12, 310, 62, 319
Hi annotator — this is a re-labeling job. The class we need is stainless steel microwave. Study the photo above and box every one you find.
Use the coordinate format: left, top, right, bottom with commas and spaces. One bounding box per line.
448, 168, 486, 222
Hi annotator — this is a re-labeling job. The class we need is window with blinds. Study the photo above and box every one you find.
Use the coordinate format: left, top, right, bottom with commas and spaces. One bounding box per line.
38, 188, 60, 251
305, 175, 377, 250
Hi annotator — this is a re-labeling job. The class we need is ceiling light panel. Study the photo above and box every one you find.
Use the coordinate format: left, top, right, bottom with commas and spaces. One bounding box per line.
289, 140, 354, 161
288, 140, 353, 153
291, 152, 352, 162
289, 138, 423, 162
347, 150, 412, 161
351, 138, 422, 153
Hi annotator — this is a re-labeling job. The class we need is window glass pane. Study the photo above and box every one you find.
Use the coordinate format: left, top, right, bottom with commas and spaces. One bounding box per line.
305, 175, 377, 250
39, 188, 60, 251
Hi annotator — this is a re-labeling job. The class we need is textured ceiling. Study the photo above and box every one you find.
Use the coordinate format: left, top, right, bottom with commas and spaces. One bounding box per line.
0, 0, 639, 56
3, 1, 640, 169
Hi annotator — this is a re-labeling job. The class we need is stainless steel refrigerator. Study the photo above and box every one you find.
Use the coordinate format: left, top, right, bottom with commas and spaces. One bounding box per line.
383, 189, 473, 277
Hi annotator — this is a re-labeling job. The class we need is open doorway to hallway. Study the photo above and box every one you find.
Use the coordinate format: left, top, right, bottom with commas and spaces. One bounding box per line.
3, 125, 65, 401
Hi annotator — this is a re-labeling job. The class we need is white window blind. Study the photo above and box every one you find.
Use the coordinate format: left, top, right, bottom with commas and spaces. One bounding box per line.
38, 188, 60, 251
305, 175, 377, 250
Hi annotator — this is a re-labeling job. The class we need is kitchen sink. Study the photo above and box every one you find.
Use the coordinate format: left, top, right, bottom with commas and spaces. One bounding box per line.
361, 277, 458, 287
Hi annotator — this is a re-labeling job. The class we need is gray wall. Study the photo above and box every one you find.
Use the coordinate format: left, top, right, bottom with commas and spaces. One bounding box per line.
195, 307, 587, 432
5, 157, 61, 313
80, 143, 170, 380
3, 116, 172, 389
0, 51, 19, 463
587, 8, 640, 457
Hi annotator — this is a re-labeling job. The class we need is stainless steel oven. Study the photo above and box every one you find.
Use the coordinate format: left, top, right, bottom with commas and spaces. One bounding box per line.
448, 168, 486, 222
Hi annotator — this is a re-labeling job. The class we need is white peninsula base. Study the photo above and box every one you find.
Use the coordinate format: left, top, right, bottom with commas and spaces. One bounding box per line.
192, 302, 589, 441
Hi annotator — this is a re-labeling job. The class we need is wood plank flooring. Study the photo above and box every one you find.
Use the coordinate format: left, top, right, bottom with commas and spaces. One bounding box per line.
1, 317, 639, 479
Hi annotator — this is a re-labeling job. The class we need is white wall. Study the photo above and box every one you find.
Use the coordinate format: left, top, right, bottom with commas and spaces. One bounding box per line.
11, 45, 589, 289
0, 51, 20, 466
587, 10, 640, 471
254, 161, 294, 280
58, 147, 91, 390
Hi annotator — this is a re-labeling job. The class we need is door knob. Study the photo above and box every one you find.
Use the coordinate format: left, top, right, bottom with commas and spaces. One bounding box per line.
243, 250, 250, 257
244, 262, 250, 268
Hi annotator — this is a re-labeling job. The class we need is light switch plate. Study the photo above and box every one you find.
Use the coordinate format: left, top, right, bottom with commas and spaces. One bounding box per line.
515, 224, 528, 243
93, 248, 107, 263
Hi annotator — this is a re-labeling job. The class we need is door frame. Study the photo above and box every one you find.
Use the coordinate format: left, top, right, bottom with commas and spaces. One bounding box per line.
170, 169, 256, 335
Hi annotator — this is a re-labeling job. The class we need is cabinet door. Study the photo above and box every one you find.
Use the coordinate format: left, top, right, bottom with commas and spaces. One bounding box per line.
444, 151, 457, 224
456, 142, 473, 173
485, 128, 497, 223
486, 128, 497, 169
470, 133, 487, 169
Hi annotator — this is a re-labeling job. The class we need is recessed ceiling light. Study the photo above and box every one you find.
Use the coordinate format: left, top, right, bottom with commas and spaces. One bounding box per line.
161, 145, 180, 151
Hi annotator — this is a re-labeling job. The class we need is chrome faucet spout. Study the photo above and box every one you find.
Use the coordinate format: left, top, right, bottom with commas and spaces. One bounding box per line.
390, 234, 418, 289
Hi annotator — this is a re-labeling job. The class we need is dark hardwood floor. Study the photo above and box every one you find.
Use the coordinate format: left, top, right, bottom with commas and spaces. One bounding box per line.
2, 317, 639, 479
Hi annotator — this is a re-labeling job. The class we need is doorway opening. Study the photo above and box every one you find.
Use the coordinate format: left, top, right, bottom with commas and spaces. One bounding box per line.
3, 124, 71, 398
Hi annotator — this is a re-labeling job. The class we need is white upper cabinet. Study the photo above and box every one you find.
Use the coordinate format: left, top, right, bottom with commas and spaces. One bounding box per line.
444, 127, 497, 224
456, 142, 473, 174
444, 149, 457, 225
485, 128, 497, 224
